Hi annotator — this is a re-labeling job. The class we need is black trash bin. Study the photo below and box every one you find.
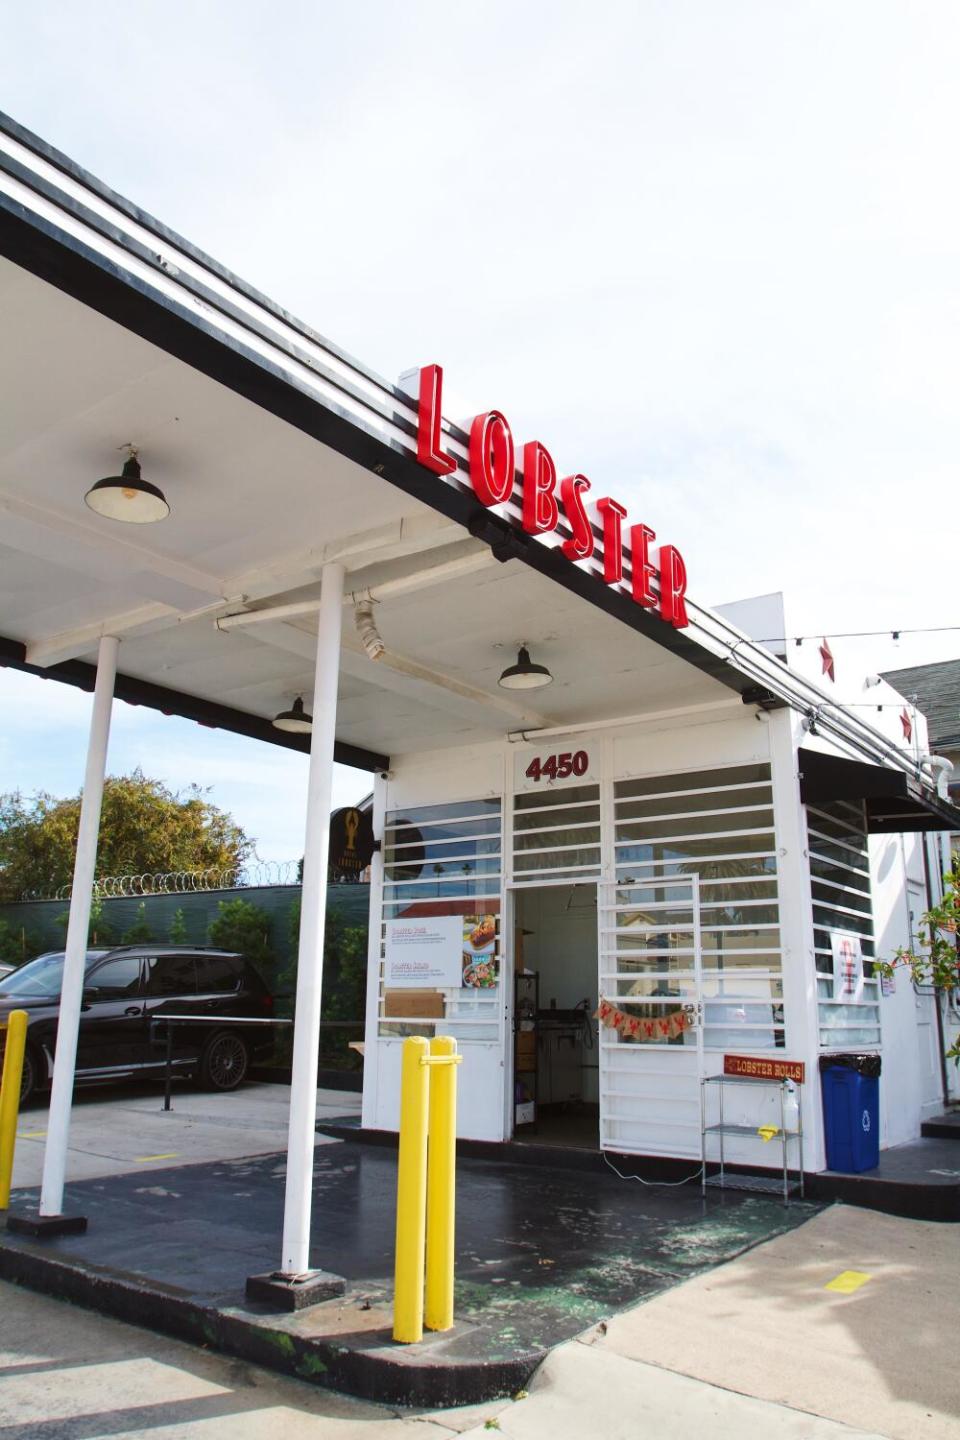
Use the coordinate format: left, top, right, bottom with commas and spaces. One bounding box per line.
819, 1053, 881, 1172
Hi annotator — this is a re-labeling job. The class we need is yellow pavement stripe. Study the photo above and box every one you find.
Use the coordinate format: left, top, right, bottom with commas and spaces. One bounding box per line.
825, 1270, 871, 1294
18, 1130, 47, 1139
134, 1153, 179, 1162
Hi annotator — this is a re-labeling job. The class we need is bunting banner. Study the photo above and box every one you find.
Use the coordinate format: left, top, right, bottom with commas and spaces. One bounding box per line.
595, 996, 690, 1042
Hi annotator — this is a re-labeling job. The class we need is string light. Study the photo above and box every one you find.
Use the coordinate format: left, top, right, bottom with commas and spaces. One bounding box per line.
763, 625, 960, 646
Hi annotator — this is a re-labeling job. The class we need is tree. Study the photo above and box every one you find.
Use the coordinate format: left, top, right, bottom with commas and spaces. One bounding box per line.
878, 861, 960, 1068
54, 894, 116, 948
122, 901, 153, 945
0, 770, 251, 901
208, 898, 275, 982
0, 918, 42, 969
168, 908, 188, 945
282, 899, 367, 1070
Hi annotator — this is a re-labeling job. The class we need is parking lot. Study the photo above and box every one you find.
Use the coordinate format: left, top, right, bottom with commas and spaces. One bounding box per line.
10, 1079, 361, 1187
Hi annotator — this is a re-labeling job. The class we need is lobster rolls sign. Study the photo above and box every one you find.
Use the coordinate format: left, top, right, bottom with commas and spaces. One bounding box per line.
416, 364, 689, 629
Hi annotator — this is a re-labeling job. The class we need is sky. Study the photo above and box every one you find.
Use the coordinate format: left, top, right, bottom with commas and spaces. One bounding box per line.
1, 1, 959, 864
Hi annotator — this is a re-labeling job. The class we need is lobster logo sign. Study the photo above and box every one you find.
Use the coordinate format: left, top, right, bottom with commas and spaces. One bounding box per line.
329, 807, 376, 877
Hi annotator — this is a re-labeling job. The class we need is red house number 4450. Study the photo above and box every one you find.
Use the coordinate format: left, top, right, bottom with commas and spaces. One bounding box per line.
525, 750, 589, 782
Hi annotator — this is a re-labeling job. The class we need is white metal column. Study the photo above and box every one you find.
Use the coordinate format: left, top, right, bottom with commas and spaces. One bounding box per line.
40, 634, 119, 1217
360, 772, 387, 1132
280, 561, 345, 1275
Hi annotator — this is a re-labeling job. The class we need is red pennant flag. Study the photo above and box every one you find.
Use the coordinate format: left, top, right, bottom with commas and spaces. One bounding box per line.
819, 638, 835, 682
900, 708, 912, 743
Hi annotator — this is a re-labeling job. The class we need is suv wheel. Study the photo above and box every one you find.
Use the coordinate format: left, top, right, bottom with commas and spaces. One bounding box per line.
19, 1044, 42, 1106
198, 1031, 249, 1092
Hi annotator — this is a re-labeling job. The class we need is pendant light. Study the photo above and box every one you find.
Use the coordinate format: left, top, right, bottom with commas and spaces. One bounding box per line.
84, 449, 170, 523
272, 696, 313, 733
498, 645, 553, 690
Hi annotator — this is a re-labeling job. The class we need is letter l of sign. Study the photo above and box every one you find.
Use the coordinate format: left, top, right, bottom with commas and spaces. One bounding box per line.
417, 365, 457, 475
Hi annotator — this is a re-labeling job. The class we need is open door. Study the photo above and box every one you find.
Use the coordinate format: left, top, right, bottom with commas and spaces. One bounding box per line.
598, 875, 704, 1157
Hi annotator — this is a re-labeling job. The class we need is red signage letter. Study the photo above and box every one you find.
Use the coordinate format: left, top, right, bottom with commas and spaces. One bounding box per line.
417, 365, 456, 476
469, 410, 515, 506
522, 441, 559, 534
659, 545, 689, 627
560, 474, 594, 560
630, 523, 657, 608
596, 497, 627, 585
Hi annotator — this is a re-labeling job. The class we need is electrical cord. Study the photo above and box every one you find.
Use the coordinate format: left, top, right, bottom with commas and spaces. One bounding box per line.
603, 1152, 704, 1187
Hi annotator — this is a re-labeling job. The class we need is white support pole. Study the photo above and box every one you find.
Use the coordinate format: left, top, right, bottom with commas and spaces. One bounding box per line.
281, 562, 345, 1274
40, 635, 118, 1217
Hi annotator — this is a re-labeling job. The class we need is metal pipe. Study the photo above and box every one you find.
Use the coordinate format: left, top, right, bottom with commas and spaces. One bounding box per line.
919, 821, 951, 1110
215, 548, 492, 631
280, 561, 344, 1275
40, 634, 118, 1217
508, 696, 741, 743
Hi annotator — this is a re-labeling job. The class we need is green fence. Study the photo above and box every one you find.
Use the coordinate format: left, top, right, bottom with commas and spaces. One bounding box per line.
0, 883, 368, 961
0, 883, 370, 1079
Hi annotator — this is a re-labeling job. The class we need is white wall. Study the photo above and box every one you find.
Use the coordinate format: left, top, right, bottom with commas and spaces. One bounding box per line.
361, 704, 943, 1161
870, 833, 926, 1144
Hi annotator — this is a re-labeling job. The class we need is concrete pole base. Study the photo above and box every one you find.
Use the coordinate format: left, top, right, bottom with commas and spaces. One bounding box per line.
245, 1269, 346, 1312
7, 1210, 88, 1237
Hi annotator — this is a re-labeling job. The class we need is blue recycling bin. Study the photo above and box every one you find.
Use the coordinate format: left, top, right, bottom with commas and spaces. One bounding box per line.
820, 1055, 881, 1172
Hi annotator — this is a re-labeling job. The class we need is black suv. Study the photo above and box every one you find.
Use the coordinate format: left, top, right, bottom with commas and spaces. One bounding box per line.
0, 945, 275, 1103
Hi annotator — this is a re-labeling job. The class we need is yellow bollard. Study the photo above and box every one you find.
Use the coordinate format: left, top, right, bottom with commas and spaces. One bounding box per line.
393, 1036, 430, 1343
0, 1010, 28, 1209
425, 1035, 458, 1332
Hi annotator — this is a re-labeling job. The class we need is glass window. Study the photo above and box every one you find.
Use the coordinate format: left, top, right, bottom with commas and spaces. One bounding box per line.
806, 799, 880, 1046
88, 955, 143, 994
615, 764, 773, 799
144, 954, 198, 996
608, 764, 783, 1055
380, 797, 502, 1043
195, 955, 242, 993
0, 952, 66, 997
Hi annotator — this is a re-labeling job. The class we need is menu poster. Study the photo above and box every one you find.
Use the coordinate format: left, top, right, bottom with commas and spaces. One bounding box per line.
830, 931, 864, 1002
461, 914, 499, 989
384, 916, 463, 988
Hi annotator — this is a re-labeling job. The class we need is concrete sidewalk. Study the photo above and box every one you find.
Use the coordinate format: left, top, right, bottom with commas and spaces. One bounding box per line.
593, 1204, 959, 1440
0, 1277, 890, 1440
11, 1080, 360, 1185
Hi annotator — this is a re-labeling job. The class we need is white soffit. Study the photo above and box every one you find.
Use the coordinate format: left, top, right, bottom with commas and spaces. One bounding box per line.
0, 253, 731, 757
0, 116, 926, 779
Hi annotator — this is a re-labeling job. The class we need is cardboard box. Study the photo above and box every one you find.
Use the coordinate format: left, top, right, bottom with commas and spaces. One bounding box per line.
383, 989, 445, 1019
515, 1101, 536, 1126
516, 1031, 537, 1067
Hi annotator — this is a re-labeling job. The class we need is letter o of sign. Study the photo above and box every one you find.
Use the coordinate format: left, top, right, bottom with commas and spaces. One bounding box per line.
469, 410, 515, 506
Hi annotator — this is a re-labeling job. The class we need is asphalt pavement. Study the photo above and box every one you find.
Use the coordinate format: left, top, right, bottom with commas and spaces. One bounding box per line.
10, 1079, 361, 1186
2, 1080, 957, 1437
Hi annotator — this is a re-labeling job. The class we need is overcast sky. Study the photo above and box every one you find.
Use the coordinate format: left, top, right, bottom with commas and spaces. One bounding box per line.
2, 2, 958, 864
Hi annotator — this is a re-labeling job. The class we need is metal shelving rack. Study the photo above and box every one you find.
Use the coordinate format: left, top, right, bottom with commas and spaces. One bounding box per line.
513, 971, 539, 1131
701, 1074, 804, 1203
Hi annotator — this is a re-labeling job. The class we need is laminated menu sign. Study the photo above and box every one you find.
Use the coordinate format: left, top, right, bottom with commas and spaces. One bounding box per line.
384, 916, 463, 988
830, 931, 863, 1002
462, 915, 499, 988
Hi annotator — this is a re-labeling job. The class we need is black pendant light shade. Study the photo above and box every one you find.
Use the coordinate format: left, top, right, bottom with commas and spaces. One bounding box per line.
84, 454, 170, 523
272, 696, 313, 733
498, 645, 553, 690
